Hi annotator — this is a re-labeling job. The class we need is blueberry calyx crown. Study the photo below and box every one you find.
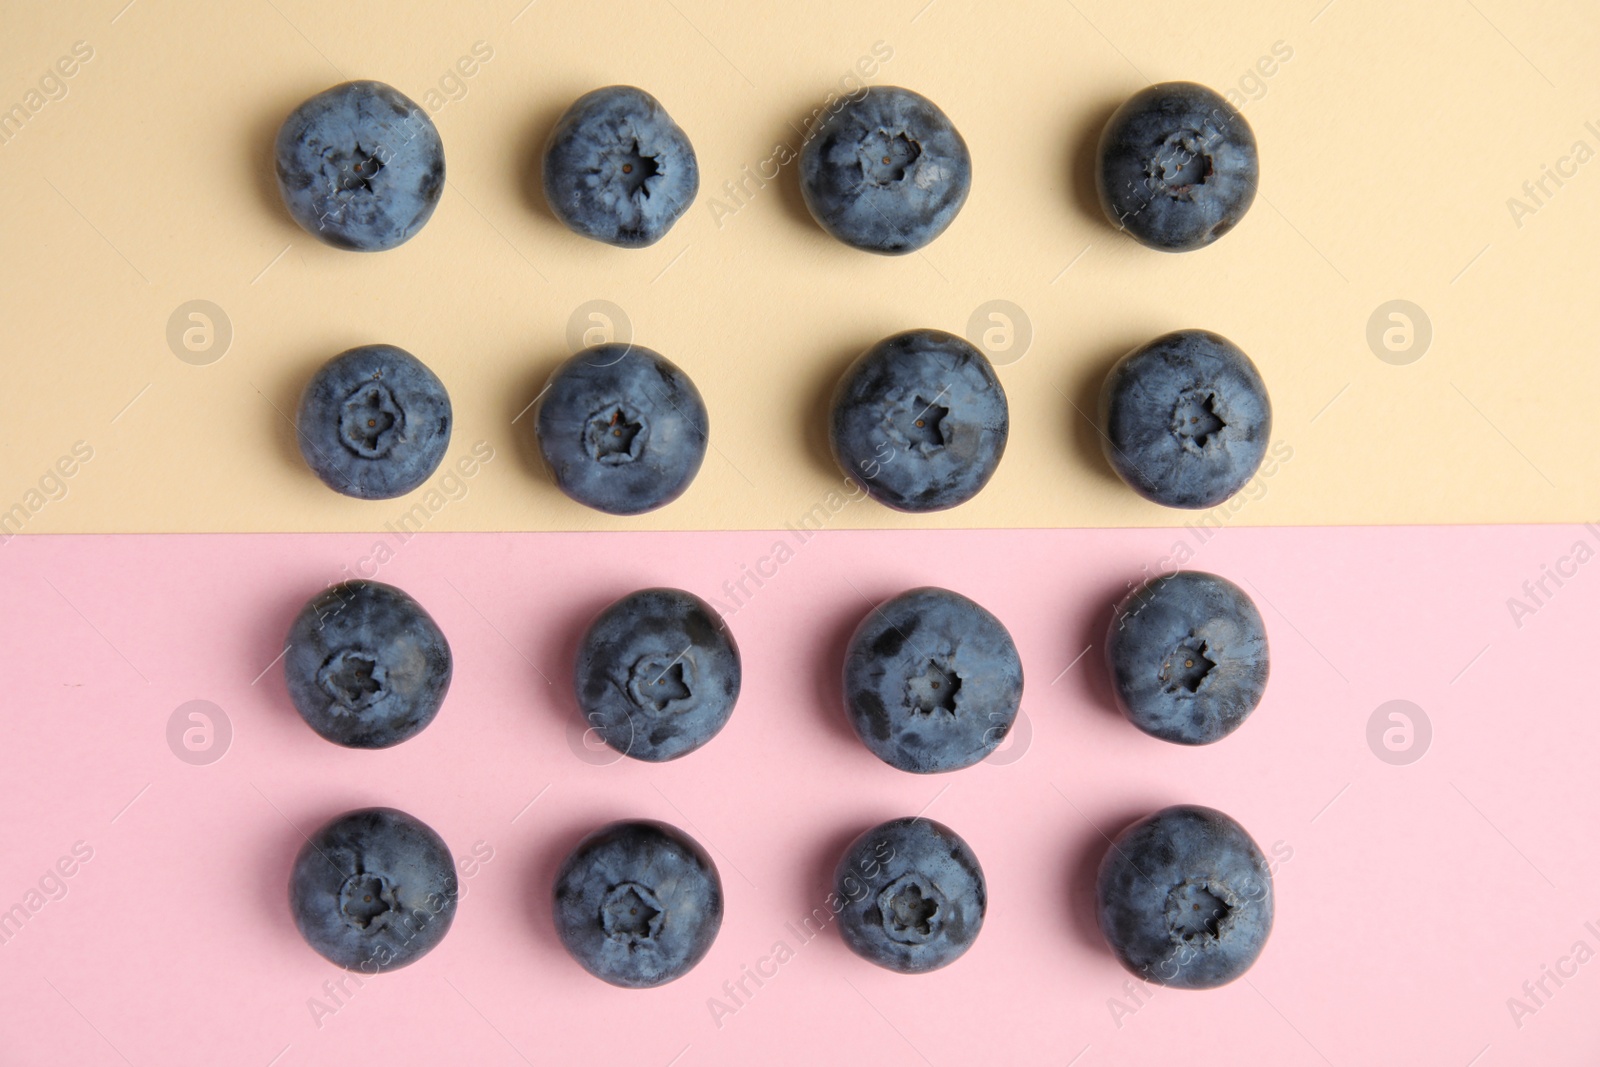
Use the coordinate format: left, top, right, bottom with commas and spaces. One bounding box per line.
1171, 389, 1226, 450
877, 873, 944, 944
1164, 879, 1235, 943
339, 380, 405, 459
609, 140, 661, 199
318, 649, 387, 711
1159, 637, 1215, 695
906, 659, 961, 717
339, 871, 398, 931
860, 130, 922, 185
1143, 129, 1219, 201
585, 404, 647, 464
601, 881, 664, 946
627, 653, 694, 713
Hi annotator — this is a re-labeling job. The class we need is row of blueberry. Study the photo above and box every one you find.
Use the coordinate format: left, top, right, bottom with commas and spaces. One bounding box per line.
285, 573, 1268, 759
297, 325, 1272, 515
291, 803, 1272, 988
277, 80, 1256, 256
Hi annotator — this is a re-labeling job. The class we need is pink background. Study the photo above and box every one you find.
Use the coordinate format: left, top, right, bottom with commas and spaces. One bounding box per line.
1, 525, 1596, 1065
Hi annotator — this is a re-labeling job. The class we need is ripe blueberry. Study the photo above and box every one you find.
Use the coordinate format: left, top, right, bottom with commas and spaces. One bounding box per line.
1096, 81, 1258, 252
1106, 571, 1268, 744
799, 86, 971, 254
574, 588, 740, 762
835, 817, 986, 973
284, 580, 452, 749
1097, 804, 1273, 989
1099, 329, 1271, 509
535, 343, 709, 515
831, 329, 1008, 513
552, 820, 723, 988
289, 807, 458, 972
843, 587, 1023, 773
275, 81, 445, 252
297, 344, 452, 500
543, 86, 698, 248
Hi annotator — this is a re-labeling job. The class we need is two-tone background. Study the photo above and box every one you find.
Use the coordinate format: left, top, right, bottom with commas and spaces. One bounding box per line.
2, 0, 1598, 1062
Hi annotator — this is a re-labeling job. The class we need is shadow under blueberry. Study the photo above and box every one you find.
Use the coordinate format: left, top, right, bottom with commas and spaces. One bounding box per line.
1070, 576, 1134, 722
532, 588, 627, 738
523, 816, 622, 959
267, 355, 327, 489
767, 106, 828, 233
503, 354, 570, 498
1065, 340, 1143, 491
1063, 806, 1153, 958
799, 339, 870, 479
247, 84, 330, 231
1064, 98, 1124, 226
515, 92, 589, 236
792, 820, 880, 960
808, 597, 879, 754
256, 814, 316, 937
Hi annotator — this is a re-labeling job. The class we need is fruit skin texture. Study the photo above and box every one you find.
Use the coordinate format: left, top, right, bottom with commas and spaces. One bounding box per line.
799, 86, 971, 254
574, 588, 740, 762
831, 329, 1008, 513
1099, 329, 1270, 510
1097, 805, 1274, 989
843, 587, 1023, 773
543, 86, 698, 248
835, 817, 986, 973
552, 820, 723, 988
1106, 571, 1268, 745
535, 343, 708, 515
289, 807, 458, 973
284, 580, 452, 749
1096, 81, 1258, 252
275, 80, 445, 252
297, 344, 452, 500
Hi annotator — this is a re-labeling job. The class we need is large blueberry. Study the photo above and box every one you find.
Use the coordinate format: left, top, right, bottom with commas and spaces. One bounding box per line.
297, 344, 452, 500
1096, 81, 1258, 252
543, 86, 698, 248
289, 807, 458, 972
843, 587, 1022, 773
552, 820, 723, 988
1106, 571, 1269, 745
574, 588, 740, 762
835, 817, 985, 973
275, 80, 445, 252
1097, 805, 1273, 989
1099, 329, 1270, 509
284, 580, 452, 749
535, 343, 709, 515
799, 86, 971, 254
831, 329, 1008, 512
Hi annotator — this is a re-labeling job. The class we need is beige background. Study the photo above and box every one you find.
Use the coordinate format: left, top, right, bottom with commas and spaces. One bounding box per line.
1, 0, 1596, 533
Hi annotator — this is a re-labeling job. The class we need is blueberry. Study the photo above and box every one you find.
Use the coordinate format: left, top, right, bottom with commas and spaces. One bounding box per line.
552, 820, 722, 988
289, 807, 458, 972
835, 817, 985, 973
843, 587, 1022, 773
831, 329, 1008, 512
535, 343, 708, 515
574, 588, 740, 762
1096, 805, 1273, 989
296, 344, 452, 500
799, 86, 971, 254
275, 80, 445, 252
1096, 81, 1258, 252
1099, 329, 1270, 509
543, 86, 698, 248
284, 580, 451, 749
1106, 572, 1268, 745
